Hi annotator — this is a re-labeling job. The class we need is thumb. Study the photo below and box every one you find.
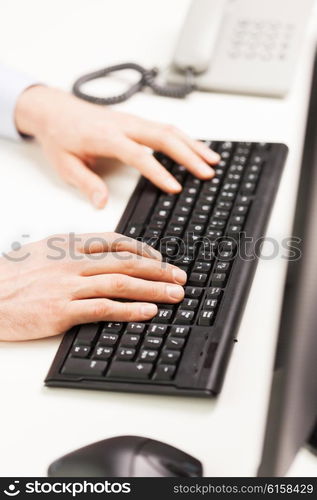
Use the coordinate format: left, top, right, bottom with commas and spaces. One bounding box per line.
51, 152, 108, 208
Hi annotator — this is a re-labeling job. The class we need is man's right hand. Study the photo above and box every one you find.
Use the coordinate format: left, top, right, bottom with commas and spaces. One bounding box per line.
0, 232, 186, 341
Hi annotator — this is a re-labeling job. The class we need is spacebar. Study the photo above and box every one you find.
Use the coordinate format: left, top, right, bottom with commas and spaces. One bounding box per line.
107, 362, 153, 379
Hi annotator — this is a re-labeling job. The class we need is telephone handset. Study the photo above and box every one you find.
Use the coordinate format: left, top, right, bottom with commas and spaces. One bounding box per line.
173, 0, 225, 75
169, 0, 315, 97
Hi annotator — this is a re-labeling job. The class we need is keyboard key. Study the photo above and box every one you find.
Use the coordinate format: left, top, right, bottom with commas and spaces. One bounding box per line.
206, 229, 223, 240
160, 350, 181, 364
152, 309, 173, 323
229, 164, 244, 174
219, 191, 235, 201
149, 219, 166, 230
206, 287, 222, 298
196, 203, 213, 213
165, 337, 185, 349
208, 219, 226, 229
92, 346, 113, 360
174, 255, 193, 267
165, 224, 184, 236
236, 195, 252, 206
147, 325, 168, 336
153, 364, 176, 381
62, 358, 107, 377
179, 298, 199, 310
246, 173, 258, 183
187, 223, 205, 235
198, 310, 215, 326
174, 204, 191, 216
107, 362, 153, 379
193, 262, 212, 273
227, 225, 242, 236
75, 324, 99, 345
99, 333, 119, 346
120, 334, 140, 347
204, 299, 218, 310
217, 201, 232, 210
139, 349, 159, 362
213, 210, 230, 220
191, 213, 209, 224
70, 345, 90, 358
188, 272, 208, 286
185, 287, 203, 298
171, 164, 187, 175
211, 273, 227, 287
157, 196, 175, 210
168, 326, 189, 339
143, 336, 163, 349
230, 215, 245, 225
126, 323, 146, 334
102, 322, 123, 333
248, 164, 261, 174
143, 228, 162, 240
174, 310, 195, 324
125, 223, 144, 238
215, 262, 230, 272
116, 348, 136, 361
153, 209, 170, 220
241, 182, 255, 194
179, 195, 195, 206
171, 215, 188, 225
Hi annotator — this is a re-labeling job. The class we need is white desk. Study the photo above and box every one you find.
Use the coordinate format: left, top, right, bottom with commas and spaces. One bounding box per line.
0, 0, 316, 477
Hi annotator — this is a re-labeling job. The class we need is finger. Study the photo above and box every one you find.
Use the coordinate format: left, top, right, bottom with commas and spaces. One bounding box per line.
80, 252, 187, 284
68, 298, 158, 324
154, 133, 215, 179
51, 151, 108, 208
173, 130, 221, 165
75, 232, 162, 261
126, 121, 219, 176
72, 274, 185, 302
116, 138, 182, 193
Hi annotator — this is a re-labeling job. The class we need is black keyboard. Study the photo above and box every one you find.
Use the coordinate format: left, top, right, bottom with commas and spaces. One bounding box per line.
45, 140, 287, 397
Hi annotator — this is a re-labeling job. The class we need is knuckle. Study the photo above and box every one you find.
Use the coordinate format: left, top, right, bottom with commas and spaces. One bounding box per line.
162, 123, 177, 135
129, 148, 147, 164
114, 237, 133, 253
92, 300, 110, 319
111, 274, 127, 294
122, 253, 137, 272
147, 282, 161, 301
123, 304, 137, 322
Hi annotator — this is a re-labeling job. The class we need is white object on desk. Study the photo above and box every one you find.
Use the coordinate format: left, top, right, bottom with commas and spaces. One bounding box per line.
168, 0, 315, 97
0, 0, 316, 477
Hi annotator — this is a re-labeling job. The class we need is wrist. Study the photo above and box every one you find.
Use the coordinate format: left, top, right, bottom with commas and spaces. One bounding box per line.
15, 85, 53, 138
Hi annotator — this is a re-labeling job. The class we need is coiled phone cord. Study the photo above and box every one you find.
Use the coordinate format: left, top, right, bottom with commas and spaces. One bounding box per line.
72, 62, 195, 105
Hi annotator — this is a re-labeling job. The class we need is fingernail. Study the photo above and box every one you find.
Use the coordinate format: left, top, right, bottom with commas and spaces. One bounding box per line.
168, 177, 182, 192
167, 284, 184, 300
198, 162, 215, 178
144, 245, 162, 261
141, 304, 158, 317
92, 191, 107, 208
172, 267, 187, 284
205, 150, 221, 163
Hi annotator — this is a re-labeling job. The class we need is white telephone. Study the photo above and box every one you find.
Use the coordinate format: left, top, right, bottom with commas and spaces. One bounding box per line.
168, 0, 315, 97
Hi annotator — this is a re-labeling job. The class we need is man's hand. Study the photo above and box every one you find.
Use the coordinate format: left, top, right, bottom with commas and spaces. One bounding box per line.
15, 86, 219, 208
0, 233, 186, 341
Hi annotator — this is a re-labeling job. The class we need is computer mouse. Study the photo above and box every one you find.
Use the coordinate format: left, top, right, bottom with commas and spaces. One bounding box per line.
48, 435, 203, 477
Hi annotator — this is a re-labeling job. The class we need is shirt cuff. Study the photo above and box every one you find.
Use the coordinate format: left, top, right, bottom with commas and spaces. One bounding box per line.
0, 64, 39, 140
